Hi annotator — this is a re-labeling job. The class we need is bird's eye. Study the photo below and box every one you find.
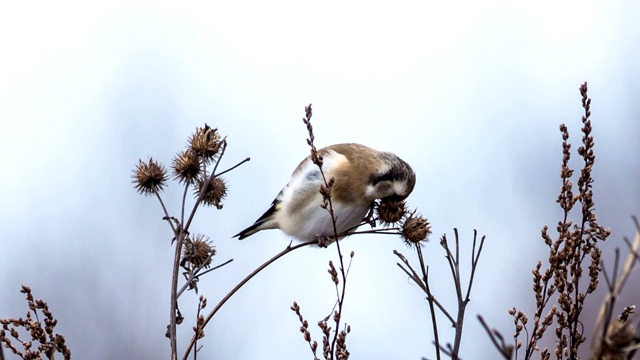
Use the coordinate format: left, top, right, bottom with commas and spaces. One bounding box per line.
369, 169, 396, 186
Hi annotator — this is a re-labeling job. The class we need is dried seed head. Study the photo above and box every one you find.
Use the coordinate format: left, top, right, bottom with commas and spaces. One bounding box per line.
603, 319, 640, 356
401, 211, 431, 247
182, 234, 215, 268
195, 177, 227, 209
189, 124, 222, 160
377, 198, 407, 225
619, 306, 636, 322
132, 158, 168, 195
172, 150, 201, 184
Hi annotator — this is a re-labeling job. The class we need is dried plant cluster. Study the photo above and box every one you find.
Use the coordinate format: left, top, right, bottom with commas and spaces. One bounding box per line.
511, 82, 612, 359
6, 83, 633, 360
291, 104, 355, 360
590, 221, 640, 359
0, 286, 71, 360
395, 229, 486, 360
289, 106, 355, 360
132, 124, 250, 360
480, 82, 640, 360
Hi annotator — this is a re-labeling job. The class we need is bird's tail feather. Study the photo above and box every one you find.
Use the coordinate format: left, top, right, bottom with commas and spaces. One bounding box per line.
234, 220, 268, 240
233, 201, 279, 240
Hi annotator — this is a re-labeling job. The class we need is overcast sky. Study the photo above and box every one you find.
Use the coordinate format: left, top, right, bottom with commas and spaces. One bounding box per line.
1, 1, 639, 359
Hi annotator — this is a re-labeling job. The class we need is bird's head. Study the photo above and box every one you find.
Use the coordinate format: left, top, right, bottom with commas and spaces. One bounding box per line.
366, 152, 416, 202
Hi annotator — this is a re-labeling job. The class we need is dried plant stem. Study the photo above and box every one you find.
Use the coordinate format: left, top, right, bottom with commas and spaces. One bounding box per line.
325, 186, 349, 358
443, 229, 485, 356
417, 246, 442, 360
478, 315, 512, 359
170, 229, 187, 359
180, 183, 190, 227
394, 250, 454, 325
313, 153, 349, 358
395, 229, 485, 359
303, 103, 351, 359
176, 259, 235, 300
215, 157, 250, 178
476, 83, 612, 359
134, 125, 249, 359
169, 142, 250, 359
181, 239, 317, 360
155, 190, 178, 234
591, 217, 640, 359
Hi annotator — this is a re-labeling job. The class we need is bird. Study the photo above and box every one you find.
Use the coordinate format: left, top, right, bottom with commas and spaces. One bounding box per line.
234, 143, 416, 243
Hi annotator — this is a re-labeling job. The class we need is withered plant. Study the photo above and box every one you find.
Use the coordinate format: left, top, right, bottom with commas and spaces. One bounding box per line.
394, 228, 486, 360
590, 219, 640, 359
133, 124, 251, 359
512, 82, 611, 359
0, 285, 71, 360
479, 82, 640, 360
288, 105, 354, 360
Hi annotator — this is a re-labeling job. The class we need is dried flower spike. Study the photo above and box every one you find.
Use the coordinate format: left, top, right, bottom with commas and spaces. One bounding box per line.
188, 124, 222, 161
377, 198, 407, 225
182, 234, 215, 268
195, 177, 227, 209
172, 150, 201, 184
401, 211, 431, 247
132, 158, 168, 195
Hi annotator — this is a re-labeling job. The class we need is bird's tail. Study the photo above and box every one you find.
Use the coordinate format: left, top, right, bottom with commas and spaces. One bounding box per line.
234, 220, 267, 240
233, 201, 279, 240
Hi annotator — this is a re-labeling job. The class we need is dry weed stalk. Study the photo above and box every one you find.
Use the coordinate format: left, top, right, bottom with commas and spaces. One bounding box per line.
289, 105, 354, 360
0, 285, 71, 360
590, 218, 640, 359
133, 124, 251, 359
479, 82, 636, 360
395, 228, 485, 360
511, 82, 610, 359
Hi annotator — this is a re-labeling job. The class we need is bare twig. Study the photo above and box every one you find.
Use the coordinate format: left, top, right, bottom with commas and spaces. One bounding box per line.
478, 315, 513, 359
182, 239, 317, 360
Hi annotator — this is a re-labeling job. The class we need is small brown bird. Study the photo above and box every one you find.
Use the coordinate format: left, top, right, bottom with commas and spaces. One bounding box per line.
234, 143, 416, 242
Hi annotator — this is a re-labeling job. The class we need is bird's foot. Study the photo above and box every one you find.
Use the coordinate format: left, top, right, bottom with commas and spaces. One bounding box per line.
363, 202, 377, 228
315, 235, 332, 248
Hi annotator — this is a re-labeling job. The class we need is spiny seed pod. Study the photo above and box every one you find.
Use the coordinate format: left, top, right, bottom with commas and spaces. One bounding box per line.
188, 124, 222, 160
195, 177, 227, 209
132, 158, 168, 195
172, 150, 201, 184
377, 198, 407, 225
401, 211, 431, 247
182, 234, 215, 268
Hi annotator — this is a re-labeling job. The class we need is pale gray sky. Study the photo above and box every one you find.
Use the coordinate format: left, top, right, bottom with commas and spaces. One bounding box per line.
1, 1, 639, 359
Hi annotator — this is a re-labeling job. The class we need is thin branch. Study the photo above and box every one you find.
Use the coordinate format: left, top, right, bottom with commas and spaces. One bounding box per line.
176, 259, 235, 299
394, 249, 456, 327
172, 141, 227, 359
182, 239, 317, 360
215, 157, 251, 178
465, 231, 486, 302
478, 315, 513, 359
196, 258, 235, 277
154, 191, 177, 235
180, 183, 190, 229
